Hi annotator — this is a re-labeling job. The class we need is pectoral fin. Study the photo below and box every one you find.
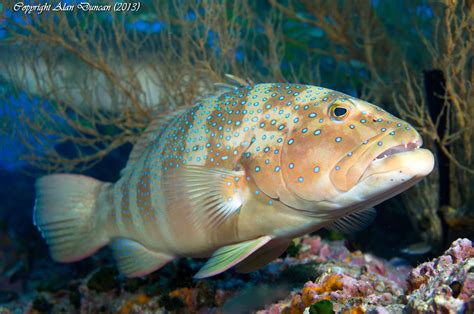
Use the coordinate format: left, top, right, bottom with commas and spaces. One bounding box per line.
236, 239, 291, 273
327, 207, 376, 234
163, 165, 248, 228
194, 235, 272, 279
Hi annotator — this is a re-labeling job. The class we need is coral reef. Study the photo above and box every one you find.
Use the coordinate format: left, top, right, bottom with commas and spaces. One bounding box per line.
260, 237, 473, 313
406, 238, 474, 313
0, 236, 471, 313
259, 237, 411, 313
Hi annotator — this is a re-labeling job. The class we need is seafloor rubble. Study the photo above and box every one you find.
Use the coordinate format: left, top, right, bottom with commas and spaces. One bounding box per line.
0, 236, 472, 313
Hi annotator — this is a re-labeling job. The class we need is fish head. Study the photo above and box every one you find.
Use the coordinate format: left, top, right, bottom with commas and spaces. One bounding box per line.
275, 88, 434, 211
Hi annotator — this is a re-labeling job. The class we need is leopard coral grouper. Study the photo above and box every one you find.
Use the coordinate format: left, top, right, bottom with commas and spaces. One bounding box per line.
34, 82, 434, 278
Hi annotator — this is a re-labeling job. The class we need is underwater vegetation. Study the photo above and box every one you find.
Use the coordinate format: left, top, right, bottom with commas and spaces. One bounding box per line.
0, 0, 472, 313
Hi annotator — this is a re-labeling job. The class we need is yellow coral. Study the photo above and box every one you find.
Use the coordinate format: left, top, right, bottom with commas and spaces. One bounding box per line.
169, 287, 194, 310
341, 307, 366, 314
301, 275, 343, 307
289, 294, 305, 314
118, 294, 150, 314
350, 306, 366, 314
314, 274, 344, 293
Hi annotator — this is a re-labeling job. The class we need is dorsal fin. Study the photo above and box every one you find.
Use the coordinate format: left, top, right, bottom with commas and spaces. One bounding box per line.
214, 74, 254, 92
199, 74, 252, 101
120, 106, 190, 176
120, 74, 254, 177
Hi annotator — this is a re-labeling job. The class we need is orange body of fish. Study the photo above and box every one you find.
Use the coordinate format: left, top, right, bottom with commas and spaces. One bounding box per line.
33, 83, 434, 278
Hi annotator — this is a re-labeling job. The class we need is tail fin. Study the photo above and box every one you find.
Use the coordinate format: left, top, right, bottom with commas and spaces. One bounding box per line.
33, 174, 110, 263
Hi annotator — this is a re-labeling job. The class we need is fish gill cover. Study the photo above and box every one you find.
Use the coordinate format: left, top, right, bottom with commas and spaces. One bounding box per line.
0, 0, 472, 313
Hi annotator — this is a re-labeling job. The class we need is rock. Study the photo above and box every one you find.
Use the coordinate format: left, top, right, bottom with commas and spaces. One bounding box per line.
406, 238, 473, 313
195, 281, 216, 308
123, 278, 147, 293
86, 266, 118, 293
286, 240, 303, 257
32, 296, 52, 312
0, 307, 12, 314
158, 293, 185, 311
306, 299, 335, 314
68, 286, 81, 309
278, 262, 321, 287
0, 291, 17, 303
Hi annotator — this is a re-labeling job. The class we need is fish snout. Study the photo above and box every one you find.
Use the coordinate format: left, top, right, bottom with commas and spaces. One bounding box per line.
359, 124, 434, 181
329, 123, 425, 192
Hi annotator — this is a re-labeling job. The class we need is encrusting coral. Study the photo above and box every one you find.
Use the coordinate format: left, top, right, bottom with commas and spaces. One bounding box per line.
406, 238, 473, 313
260, 237, 473, 314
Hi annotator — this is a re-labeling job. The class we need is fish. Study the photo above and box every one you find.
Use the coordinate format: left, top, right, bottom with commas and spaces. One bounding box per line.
401, 241, 432, 255
33, 82, 435, 279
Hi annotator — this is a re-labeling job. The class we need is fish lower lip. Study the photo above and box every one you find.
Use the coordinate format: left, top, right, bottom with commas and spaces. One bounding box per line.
373, 140, 422, 161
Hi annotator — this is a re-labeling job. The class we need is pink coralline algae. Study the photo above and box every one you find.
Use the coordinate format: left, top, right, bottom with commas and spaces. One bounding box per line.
406, 238, 473, 313
259, 236, 411, 313
259, 237, 473, 314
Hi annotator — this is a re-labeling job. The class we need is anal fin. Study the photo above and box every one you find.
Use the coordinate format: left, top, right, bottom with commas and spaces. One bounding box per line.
110, 239, 174, 278
194, 235, 272, 279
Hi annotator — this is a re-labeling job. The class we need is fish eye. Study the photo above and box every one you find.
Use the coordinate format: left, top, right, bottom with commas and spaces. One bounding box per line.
330, 104, 350, 120
334, 107, 347, 116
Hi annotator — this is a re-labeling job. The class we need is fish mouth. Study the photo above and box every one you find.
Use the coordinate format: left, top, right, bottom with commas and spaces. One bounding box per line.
372, 139, 422, 162
360, 136, 434, 183
330, 128, 428, 192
